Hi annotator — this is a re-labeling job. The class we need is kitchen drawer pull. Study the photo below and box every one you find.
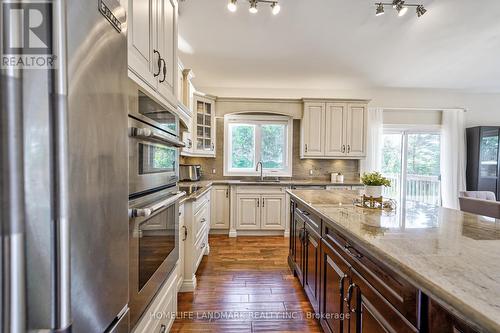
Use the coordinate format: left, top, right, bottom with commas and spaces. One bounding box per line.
200, 217, 206, 223
344, 243, 363, 259
159, 58, 167, 83
201, 243, 206, 249
347, 145, 351, 153
302, 210, 310, 216
305, 144, 308, 152
159, 324, 167, 333
262, 198, 265, 207
129, 192, 184, 218
344, 283, 355, 304
182, 226, 187, 241
129, 127, 185, 147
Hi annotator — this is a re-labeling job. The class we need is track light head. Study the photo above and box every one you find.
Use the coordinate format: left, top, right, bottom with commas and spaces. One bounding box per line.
375, 3, 385, 16
271, 2, 281, 15
392, 0, 403, 8
227, 0, 237, 12
249, 0, 258, 13
416, 5, 427, 17
396, 2, 408, 16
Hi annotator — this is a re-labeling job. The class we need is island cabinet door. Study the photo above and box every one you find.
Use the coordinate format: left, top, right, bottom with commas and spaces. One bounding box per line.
293, 210, 305, 283
304, 224, 321, 313
428, 299, 479, 333
319, 239, 350, 333
349, 267, 418, 333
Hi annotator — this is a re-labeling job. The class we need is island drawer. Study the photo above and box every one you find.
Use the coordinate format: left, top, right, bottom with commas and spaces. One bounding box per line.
295, 202, 321, 235
323, 222, 420, 328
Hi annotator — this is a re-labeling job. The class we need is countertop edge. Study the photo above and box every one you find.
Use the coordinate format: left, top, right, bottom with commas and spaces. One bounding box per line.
287, 190, 499, 333
179, 179, 363, 202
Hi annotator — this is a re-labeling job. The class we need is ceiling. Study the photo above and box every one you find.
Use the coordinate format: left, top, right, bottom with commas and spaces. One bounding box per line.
178, 0, 500, 93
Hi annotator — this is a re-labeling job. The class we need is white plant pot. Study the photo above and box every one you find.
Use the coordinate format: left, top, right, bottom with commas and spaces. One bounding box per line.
365, 185, 383, 198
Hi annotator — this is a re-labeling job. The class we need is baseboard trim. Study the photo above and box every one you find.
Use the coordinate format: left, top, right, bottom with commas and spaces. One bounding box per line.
232, 230, 285, 237
179, 275, 197, 292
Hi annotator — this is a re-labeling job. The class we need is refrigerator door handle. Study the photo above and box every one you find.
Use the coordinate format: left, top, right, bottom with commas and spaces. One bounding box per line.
50, 0, 72, 330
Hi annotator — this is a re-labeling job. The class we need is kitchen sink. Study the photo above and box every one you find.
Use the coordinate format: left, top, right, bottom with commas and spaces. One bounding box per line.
255, 178, 281, 183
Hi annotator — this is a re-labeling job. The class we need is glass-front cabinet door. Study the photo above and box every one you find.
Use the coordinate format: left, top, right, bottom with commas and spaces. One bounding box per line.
193, 93, 216, 156
478, 127, 500, 194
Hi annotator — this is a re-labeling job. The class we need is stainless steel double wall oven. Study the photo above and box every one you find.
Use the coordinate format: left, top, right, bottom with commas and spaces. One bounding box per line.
128, 92, 184, 325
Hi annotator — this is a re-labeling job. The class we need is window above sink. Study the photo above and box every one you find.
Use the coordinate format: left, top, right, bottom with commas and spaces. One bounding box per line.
223, 114, 293, 177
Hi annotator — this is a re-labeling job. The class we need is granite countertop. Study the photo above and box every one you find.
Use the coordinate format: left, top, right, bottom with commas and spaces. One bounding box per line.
287, 189, 500, 333
178, 178, 363, 202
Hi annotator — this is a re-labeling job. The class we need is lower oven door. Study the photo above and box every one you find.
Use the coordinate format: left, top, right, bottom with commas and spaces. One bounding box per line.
129, 192, 181, 326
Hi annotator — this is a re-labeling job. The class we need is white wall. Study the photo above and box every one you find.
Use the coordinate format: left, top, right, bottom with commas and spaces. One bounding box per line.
198, 86, 500, 127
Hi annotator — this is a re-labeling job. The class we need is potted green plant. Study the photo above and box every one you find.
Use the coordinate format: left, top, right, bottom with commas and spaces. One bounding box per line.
361, 172, 391, 198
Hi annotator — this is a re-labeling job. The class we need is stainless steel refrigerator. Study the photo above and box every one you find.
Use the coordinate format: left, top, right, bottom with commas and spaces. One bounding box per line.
1, 0, 129, 332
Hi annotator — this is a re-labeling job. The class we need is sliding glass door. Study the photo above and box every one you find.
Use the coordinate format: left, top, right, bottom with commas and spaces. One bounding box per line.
382, 129, 442, 205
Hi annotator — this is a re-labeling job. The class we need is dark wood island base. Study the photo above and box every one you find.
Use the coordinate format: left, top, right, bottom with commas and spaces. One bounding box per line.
288, 198, 482, 333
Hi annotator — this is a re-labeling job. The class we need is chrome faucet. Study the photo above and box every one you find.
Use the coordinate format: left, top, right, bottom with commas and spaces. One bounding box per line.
256, 161, 264, 181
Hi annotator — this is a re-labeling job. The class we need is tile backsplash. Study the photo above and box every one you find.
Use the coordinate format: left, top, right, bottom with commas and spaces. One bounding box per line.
181, 119, 360, 181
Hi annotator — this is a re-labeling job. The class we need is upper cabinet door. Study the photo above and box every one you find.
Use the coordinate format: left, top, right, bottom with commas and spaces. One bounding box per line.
193, 94, 216, 156
345, 104, 366, 157
156, 0, 178, 105
128, 0, 157, 88
325, 103, 347, 156
302, 103, 325, 157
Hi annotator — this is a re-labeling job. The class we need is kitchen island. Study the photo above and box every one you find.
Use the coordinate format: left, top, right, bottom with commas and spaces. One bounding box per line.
287, 189, 500, 333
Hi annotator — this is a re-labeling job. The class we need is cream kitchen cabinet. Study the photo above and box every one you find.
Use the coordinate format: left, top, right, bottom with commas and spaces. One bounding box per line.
127, 0, 178, 110
236, 195, 261, 230
302, 102, 325, 157
234, 187, 286, 231
180, 191, 210, 292
301, 100, 368, 159
192, 93, 216, 157
260, 195, 286, 230
211, 185, 230, 230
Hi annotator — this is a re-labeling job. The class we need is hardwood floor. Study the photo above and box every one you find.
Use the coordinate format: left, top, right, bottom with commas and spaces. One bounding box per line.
171, 235, 322, 333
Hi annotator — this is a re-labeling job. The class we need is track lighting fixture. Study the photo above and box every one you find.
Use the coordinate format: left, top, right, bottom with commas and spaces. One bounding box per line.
375, 2, 427, 18
271, 2, 281, 15
375, 3, 385, 16
249, 1, 258, 14
227, 0, 281, 15
227, 0, 237, 12
416, 5, 427, 17
396, 2, 408, 16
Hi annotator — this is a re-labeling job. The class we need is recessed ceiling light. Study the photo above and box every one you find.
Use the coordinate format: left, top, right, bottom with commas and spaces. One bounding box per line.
227, 0, 237, 12
375, 3, 385, 16
271, 2, 281, 15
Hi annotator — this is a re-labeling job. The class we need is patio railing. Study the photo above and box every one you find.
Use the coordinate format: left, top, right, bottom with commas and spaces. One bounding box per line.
383, 173, 441, 206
